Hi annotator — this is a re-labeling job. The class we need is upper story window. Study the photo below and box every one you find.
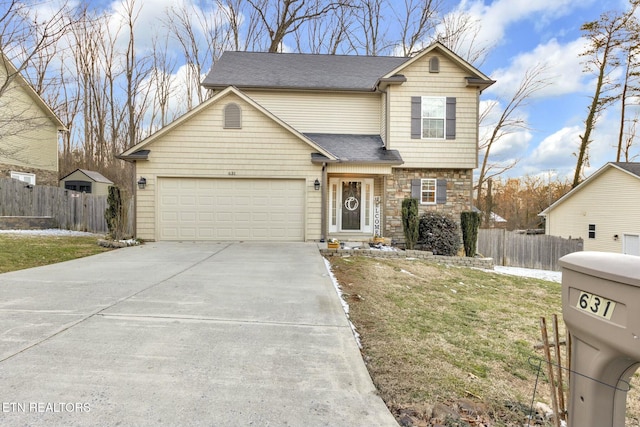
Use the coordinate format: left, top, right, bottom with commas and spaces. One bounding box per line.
224, 103, 242, 129
411, 96, 456, 140
429, 56, 440, 73
421, 97, 446, 138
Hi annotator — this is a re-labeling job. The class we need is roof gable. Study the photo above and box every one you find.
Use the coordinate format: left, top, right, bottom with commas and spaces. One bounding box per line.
541, 162, 640, 215
119, 86, 336, 160
1, 52, 65, 130
383, 41, 494, 90
60, 169, 114, 184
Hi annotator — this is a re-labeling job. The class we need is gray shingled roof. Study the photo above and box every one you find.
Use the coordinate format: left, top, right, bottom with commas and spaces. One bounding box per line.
612, 162, 640, 177
202, 52, 410, 91
305, 134, 403, 164
60, 169, 113, 184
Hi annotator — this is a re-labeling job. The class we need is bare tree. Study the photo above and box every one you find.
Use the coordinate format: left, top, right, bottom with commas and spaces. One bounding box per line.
346, 0, 391, 55
0, 0, 72, 160
435, 10, 491, 66
215, 0, 263, 51
616, 11, 640, 161
393, 0, 441, 57
476, 63, 551, 222
245, 0, 346, 53
293, 2, 353, 54
165, 2, 228, 109
574, 1, 639, 187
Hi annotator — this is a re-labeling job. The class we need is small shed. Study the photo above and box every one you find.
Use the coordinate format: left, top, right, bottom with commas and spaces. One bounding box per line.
60, 169, 114, 196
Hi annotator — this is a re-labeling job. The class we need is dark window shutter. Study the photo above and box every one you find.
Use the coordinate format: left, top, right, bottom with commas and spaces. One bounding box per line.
411, 179, 421, 199
224, 103, 242, 129
446, 97, 456, 140
411, 97, 421, 139
436, 179, 447, 204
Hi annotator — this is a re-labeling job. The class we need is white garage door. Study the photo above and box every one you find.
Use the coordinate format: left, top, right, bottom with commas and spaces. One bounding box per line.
158, 178, 305, 241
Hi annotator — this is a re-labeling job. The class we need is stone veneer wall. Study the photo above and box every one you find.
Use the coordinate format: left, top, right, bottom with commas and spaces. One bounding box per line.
320, 248, 494, 270
384, 168, 473, 244
0, 163, 58, 187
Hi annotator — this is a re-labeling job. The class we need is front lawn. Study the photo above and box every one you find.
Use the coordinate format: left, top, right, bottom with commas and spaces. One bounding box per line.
328, 256, 640, 426
0, 234, 111, 274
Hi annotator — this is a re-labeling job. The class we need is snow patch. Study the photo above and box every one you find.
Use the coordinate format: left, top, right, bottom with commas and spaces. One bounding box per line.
323, 257, 362, 349
492, 266, 562, 283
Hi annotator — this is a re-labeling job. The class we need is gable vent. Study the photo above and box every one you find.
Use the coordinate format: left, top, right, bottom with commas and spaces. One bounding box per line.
224, 103, 242, 129
429, 56, 440, 73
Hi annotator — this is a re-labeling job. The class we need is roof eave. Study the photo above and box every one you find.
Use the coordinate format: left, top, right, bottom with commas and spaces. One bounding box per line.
117, 150, 150, 162
466, 77, 496, 92
204, 84, 377, 93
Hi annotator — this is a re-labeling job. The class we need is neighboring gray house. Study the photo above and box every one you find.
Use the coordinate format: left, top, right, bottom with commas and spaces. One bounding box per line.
60, 169, 114, 196
120, 42, 494, 242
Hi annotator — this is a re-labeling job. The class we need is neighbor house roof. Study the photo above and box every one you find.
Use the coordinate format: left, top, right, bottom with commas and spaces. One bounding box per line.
1, 52, 66, 130
202, 52, 409, 91
540, 162, 640, 216
60, 169, 114, 184
305, 134, 404, 164
202, 41, 494, 92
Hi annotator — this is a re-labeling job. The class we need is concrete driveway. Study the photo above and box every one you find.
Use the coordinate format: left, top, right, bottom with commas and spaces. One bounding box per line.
0, 242, 397, 426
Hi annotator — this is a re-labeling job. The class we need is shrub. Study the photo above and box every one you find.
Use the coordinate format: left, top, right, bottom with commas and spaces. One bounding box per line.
402, 198, 419, 250
105, 186, 125, 240
460, 211, 481, 257
418, 212, 461, 256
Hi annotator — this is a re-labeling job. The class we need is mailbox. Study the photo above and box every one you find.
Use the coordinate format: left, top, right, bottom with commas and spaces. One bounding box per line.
560, 251, 640, 427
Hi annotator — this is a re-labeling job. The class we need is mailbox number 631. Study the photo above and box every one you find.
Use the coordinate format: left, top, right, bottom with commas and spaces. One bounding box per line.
577, 291, 616, 320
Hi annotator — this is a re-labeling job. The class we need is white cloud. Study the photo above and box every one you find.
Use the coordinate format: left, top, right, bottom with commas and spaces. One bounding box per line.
452, 0, 596, 51
486, 38, 589, 99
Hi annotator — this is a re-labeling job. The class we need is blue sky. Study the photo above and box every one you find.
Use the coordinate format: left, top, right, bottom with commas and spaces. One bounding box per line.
48, 0, 640, 181
468, 0, 638, 182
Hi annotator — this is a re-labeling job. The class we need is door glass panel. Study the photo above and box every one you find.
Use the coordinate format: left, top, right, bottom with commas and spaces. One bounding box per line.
341, 181, 361, 230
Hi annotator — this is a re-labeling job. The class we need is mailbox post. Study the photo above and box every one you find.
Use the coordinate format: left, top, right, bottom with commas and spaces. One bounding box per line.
560, 251, 640, 427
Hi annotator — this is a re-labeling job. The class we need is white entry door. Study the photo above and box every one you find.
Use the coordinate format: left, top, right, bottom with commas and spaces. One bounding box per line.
328, 178, 373, 233
623, 234, 640, 256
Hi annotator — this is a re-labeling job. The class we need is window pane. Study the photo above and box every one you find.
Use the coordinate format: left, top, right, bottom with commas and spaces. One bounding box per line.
423, 118, 444, 138
421, 179, 436, 204
422, 98, 445, 118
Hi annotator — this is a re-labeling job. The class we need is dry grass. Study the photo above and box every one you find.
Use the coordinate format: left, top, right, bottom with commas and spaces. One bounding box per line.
329, 256, 640, 426
0, 234, 111, 274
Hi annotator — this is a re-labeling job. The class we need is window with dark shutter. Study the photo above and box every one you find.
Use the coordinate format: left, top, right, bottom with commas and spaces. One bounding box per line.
411, 97, 456, 140
224, 103, 242, 129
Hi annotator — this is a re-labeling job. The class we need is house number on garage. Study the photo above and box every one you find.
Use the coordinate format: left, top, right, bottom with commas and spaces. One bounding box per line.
228, 171, 236, 176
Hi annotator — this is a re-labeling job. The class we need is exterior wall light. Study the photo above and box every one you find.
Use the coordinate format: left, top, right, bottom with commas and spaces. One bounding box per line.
314, 179, 321, 191
137, 177, 147, 190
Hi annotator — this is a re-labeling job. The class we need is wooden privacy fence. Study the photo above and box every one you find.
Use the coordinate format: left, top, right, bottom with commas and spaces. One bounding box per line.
478, 229, 583, 271
0, 177, 133, 235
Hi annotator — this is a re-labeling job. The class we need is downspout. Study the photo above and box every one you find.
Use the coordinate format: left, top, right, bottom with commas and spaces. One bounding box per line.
321, 163, 327, 242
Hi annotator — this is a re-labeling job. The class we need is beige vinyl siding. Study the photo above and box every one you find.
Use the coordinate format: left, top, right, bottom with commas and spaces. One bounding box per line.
135, 92, 323, 241
0, 65, 58, 172
547, 167, 640, 252
388, 52, 479, 168
326, 164, 393, 175
244, 90, 380, 134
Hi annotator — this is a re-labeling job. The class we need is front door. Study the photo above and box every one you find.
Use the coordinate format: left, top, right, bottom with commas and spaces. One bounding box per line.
341, 181, 361, 230
329, 178, 373, 233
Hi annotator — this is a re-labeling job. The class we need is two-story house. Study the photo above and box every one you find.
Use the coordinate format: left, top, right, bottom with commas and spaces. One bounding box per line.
119, 42, 494, 242
0, 52, 64, 186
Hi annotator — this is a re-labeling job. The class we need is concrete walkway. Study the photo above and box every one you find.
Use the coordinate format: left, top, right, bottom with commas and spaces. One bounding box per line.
0, 242, 397, 426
